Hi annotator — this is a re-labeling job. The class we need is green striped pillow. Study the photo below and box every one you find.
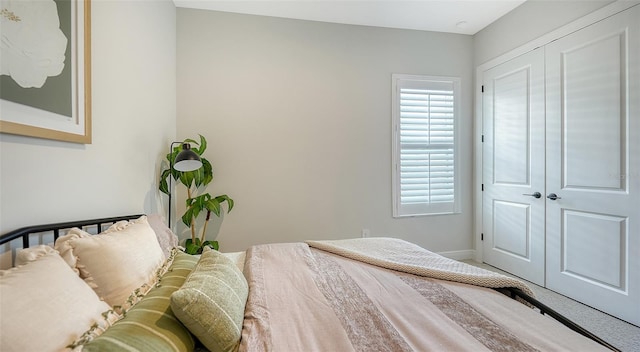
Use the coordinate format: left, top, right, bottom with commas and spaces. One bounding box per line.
81, 251, 199, 352
170, 247, 248, 352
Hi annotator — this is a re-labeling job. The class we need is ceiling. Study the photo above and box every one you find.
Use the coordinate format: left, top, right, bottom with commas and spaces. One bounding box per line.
173, 0, 527, 35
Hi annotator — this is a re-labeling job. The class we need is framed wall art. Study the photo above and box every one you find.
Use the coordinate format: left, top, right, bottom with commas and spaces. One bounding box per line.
0, 0, 91, 144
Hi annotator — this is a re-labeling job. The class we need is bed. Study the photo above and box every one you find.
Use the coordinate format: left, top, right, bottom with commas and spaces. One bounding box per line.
0, 214, 618, 352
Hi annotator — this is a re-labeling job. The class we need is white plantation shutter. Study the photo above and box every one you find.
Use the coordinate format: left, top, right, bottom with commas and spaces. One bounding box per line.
392, 75, 460, 217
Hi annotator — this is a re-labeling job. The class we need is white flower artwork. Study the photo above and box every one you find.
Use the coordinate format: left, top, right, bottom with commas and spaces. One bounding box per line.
0, 0, 68, 88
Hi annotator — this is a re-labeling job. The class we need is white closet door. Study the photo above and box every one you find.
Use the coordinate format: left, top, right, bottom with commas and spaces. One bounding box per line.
545, 5, 640, 326
482, 48, 546, 286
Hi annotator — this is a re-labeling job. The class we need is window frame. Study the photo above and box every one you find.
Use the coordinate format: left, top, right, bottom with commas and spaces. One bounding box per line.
392, 74, 461, 217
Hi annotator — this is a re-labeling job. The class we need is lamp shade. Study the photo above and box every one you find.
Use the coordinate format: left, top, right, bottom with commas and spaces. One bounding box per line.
173, 143, 203, 172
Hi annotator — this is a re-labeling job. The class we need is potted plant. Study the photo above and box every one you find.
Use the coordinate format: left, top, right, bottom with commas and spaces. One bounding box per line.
159, 135, 234, 254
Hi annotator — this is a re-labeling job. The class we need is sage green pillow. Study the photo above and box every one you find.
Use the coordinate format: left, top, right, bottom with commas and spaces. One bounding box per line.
170, 247, 249, 352
81, 251, 199, 352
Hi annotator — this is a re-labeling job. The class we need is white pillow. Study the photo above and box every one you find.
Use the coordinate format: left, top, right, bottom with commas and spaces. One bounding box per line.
102, 214, 178, 259
0, 249, 114, 352
15, 244, 55, 266
54, 216, 166, 308
146, 213, 179, 259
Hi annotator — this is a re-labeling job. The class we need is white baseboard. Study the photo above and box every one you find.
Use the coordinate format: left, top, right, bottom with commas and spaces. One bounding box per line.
437, 249, 476, 261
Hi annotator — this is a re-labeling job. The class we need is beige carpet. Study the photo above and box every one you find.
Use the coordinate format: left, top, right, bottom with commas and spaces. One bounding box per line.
462, 260, 640, 352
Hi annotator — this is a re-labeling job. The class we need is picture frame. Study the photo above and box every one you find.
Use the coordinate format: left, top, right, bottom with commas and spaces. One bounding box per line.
0, 0, 91, 144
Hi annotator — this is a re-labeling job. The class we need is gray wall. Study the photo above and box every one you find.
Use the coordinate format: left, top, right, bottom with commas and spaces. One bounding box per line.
3, 1, 616, 259
474, 0, 613, 65
0, 0, 177, 267
177, 9, 474, 253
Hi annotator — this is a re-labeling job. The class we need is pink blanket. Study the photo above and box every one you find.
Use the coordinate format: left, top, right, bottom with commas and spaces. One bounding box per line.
240, 241, 608, 352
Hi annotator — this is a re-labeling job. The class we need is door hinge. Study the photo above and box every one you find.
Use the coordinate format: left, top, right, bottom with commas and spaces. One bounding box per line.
481, 85, 484, 93
481, 184, 484, 191
481, 233, 484, 241
481, 134, 484, 143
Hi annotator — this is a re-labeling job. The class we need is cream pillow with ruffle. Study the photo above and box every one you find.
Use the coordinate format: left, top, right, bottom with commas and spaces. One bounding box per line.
0, 248, 116, 351
54, 216, 165, 310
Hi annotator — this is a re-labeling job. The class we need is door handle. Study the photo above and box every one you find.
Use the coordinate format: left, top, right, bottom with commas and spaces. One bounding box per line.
547, 193, 562, 200
522, 192, 542, 198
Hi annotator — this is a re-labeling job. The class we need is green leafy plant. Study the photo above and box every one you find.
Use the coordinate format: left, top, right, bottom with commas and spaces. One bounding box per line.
159, 135, 234, 254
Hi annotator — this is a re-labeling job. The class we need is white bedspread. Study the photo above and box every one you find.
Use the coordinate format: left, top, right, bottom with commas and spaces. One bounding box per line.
306, 237, 535, 297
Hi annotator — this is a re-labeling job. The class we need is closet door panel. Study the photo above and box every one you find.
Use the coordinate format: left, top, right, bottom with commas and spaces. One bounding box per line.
563, 33, 624, 190
562, 210, 626, 288
482, 48, 545, 286
493, 68, 531, 185
545, 5, 640, 326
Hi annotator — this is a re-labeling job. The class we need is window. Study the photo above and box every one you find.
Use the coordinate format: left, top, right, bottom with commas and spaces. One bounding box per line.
392, 74, 460, 217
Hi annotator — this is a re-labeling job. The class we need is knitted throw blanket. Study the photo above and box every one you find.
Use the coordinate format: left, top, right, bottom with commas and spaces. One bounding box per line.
306, 237, 535, 298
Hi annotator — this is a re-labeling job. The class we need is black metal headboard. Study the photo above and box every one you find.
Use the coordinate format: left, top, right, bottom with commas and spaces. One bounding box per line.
0, 214, 145, 248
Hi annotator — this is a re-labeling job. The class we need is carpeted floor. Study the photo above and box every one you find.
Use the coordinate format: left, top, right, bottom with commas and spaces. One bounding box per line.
462, 260, 640, 352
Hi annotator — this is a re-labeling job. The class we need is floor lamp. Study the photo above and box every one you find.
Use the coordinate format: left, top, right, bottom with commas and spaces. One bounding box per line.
168, 142, 203, 228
